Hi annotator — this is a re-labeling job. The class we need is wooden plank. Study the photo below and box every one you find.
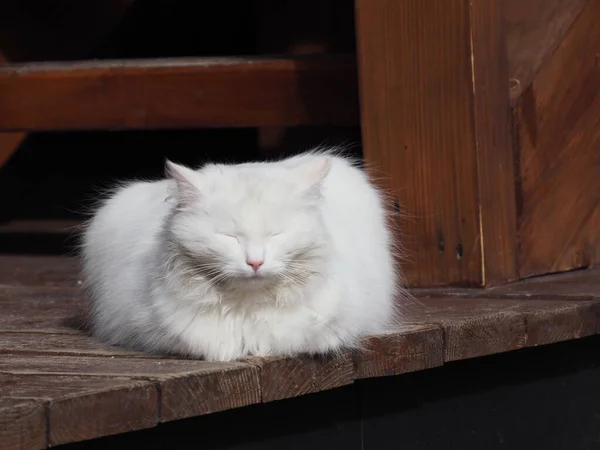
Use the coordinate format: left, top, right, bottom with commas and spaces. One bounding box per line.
244, 352, 354, 403
0, 256, 80, 288
406, 297, 600, 361
471, 0, 518, 285
354, 324, 444, 379
0, 354, 261, 423
504, 0, 586, 103
0, 55, 359, 132
413, 267, 600, 300
0, 332, 156, 358
410, 297, 528, 361
520, 301, 600, 347
515, 0, 600, 278
0, 398, 46, 450
0, 287, 85, 333
0, 374, 157, 447
355, 0, 515, 287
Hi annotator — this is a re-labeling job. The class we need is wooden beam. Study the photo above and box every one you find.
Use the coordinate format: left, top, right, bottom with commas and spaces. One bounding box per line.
0, 55, 358, 132
355, 0, 517, 287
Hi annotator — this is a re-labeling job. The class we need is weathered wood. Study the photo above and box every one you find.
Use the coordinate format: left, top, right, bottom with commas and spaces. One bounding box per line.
0, 55, 358, 132
0, 398, 46, 450
0, 332, 154, 357
0, 256, 80, 288
0, 287, 85, 333
413, 267, 600, 300
245, 352, 354, 403
355, 0, 515, 287
490, 268, 600, 299
407, 296, 600, 361
520, 301, 600, 347
354, 324, 444, 379
0, 374, 157, 446
515, 0, 600, 279
504, 0, 586, 103
1, 255, 599, 447
471, 0, 518, 285
0, 354, 261, 423
409, 297, 528, 361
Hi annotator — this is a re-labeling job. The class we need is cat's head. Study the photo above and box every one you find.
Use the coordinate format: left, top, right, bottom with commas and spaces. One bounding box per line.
165, 156, 332, 287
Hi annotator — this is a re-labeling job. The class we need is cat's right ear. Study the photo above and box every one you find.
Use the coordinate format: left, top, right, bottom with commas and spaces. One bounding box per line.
165, 160, 202, 203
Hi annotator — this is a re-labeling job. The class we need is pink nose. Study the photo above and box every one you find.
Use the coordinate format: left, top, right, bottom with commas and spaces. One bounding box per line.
246, 259, 264, 272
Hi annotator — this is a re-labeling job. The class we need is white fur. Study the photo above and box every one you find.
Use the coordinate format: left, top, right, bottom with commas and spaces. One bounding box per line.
82, 150, 402, 361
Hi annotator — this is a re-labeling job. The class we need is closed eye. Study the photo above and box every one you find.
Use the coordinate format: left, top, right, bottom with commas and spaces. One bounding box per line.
218, 233, 239, 242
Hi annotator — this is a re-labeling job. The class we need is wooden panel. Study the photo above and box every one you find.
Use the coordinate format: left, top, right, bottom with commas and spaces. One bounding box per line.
0, 398, 46, 450
515, 0, 600, 278
0, 55, 358, 132
504, 0, 586, 103
471, 0, 518, 285
355, 0, 515, 287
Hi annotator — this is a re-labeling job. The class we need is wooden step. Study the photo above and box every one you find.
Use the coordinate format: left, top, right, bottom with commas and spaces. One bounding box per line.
0, 256, 599, 448
0, 55, 358, 131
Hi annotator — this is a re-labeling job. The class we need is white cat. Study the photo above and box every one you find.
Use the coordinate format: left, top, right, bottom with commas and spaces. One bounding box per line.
82, 150, 402, 361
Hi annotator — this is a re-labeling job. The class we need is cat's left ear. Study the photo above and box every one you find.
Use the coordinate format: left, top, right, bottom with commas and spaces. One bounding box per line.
165, 160, 202, 203
294, 156, 332, 196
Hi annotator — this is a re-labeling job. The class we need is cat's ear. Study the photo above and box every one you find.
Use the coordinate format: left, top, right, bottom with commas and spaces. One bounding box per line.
293, 156, 332, 197
165, 160, 202, 203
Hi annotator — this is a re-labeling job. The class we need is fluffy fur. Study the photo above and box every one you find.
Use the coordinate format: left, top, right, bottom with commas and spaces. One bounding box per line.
82, 150, 402, 361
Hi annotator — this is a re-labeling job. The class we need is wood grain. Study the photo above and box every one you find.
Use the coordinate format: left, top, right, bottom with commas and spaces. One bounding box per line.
354, 324, 443, 379
504, 0, 586, 103
0, 332, 155, 357
521, 301, 600, 347
471, 0, 518, 285
0, 55, 358, 132
407, 296, 600, 361
409, 297, 528, 361
0, 398, 46, 450
515, 0, 600, 278
0, 286, 85, 333
1, 255, 600, 447
0, 256, 80, 288
355, 0, 515, 287
245, 352, 354, 403
413, 267, 600, 300
0, 374, 157, 446
0, 354, 261, 423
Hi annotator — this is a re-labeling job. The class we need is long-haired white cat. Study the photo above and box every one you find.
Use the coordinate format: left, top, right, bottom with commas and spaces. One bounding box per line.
82, 150, 401, 361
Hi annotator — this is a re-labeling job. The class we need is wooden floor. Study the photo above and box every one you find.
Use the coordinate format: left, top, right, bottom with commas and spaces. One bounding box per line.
1, 256, 599, 449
